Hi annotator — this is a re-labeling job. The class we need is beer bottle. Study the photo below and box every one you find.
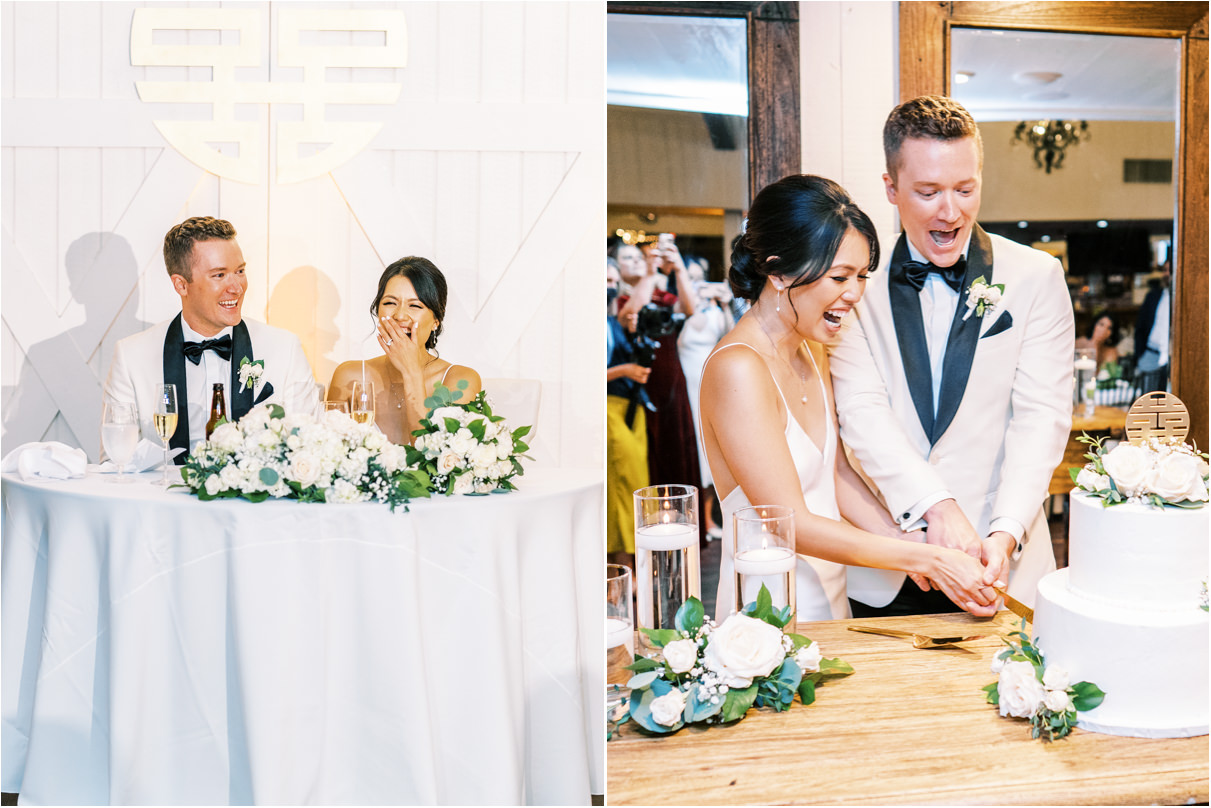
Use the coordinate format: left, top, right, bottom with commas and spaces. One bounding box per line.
206, 383, 227, 439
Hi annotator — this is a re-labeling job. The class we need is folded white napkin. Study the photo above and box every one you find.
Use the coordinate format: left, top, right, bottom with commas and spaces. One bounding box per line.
1, 442, 88, 481
90, 440, 185, 473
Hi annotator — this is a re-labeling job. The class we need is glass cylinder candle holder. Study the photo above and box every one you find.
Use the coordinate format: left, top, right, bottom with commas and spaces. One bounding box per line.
633, 485, 700, 647
606, 564, 634, 712
1074, 349, 1096, 408
733, 505, 796, 618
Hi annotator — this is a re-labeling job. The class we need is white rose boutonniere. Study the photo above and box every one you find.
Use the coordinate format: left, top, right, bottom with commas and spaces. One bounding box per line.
238, 356, 265, 392
963, 275, 1006, 321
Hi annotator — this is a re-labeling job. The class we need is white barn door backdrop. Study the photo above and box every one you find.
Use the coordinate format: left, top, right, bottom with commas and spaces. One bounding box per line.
1, 1, 605, 471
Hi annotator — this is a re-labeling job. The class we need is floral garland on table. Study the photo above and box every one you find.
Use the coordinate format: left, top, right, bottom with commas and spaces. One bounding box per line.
180, 404, 430, 510
615, 586, 853, 735
405, 381, 532, 495
1070, 433, 1209, 508
983, 620, 1104, 742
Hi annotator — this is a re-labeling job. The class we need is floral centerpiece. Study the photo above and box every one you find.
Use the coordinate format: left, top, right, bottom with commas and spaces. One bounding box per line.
983, 620, 1104, 741
179, 403, 430, 510
615, 586, 853, 735
405, 381, 532, 495
1070, 433, 1209, 508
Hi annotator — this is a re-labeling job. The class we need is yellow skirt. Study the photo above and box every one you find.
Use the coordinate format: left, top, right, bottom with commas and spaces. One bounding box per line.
606, 394, 648, 553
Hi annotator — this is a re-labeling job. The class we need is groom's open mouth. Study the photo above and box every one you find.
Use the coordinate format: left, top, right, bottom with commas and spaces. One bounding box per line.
930, 228, 960, 247
219, 299, 240, 311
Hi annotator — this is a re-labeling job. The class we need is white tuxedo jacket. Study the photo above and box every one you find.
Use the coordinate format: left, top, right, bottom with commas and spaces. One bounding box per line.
103, 316, 321, 452
829, 227, 1074, 607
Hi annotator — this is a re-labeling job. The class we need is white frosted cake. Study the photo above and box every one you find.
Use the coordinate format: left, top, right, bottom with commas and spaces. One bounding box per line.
1032, 490, 1208, 737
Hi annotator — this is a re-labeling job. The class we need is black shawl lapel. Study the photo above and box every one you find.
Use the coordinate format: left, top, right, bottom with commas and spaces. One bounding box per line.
230, 320, 254, 420
932, 225, 993, 444
887, 235, 935, 439
162, 313, 190, 461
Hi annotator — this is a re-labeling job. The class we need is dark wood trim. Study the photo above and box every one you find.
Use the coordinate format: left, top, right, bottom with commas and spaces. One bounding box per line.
607, 2, 801, 200
900, 1, 1209, 448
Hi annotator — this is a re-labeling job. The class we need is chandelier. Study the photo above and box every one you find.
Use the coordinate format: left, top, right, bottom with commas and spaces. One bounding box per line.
1013, 119, 1089, 173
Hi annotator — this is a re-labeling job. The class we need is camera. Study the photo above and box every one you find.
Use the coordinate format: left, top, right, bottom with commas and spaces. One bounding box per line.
632, 304, 686, 367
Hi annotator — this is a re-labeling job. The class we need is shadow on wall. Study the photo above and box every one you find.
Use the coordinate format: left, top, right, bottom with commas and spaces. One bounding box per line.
267, 265, 342, 391
2, 232, 148, 460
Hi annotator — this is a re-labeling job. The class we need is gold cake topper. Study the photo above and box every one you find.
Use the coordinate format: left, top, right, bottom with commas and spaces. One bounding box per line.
1124, 391, 1189, 444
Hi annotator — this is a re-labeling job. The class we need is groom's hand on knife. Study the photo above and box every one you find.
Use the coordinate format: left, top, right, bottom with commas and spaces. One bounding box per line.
923, 498, 982, 559
980, 531, 1015, 590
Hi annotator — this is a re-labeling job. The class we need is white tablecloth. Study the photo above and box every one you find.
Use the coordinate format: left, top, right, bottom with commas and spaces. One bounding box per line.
2, 467, 603, 805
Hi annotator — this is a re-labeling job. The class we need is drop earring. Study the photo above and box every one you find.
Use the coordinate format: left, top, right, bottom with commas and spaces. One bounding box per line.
775, 287, 782, 313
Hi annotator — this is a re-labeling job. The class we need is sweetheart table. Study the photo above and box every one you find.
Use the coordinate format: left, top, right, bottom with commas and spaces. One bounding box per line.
2, 466, 603, 805
607, 611, 1208, 805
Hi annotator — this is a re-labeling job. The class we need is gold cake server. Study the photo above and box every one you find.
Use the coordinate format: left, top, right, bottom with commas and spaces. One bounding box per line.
847, 625, 986, 649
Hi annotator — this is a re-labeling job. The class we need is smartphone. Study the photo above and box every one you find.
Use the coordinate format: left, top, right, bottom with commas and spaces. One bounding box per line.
657, 232, 675, 249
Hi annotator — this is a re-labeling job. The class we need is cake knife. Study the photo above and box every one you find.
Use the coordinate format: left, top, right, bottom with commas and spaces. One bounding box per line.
847, 625, 986, 648
995, 588, 1034, 623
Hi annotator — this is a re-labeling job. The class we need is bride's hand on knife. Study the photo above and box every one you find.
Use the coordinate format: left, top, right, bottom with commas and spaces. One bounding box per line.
926, 546, 1000, 616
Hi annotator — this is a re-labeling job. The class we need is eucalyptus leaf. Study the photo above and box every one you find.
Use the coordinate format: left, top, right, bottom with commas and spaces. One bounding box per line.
686, 686, 723, 722
627, 671, 660, 690
259, 467, 279, 486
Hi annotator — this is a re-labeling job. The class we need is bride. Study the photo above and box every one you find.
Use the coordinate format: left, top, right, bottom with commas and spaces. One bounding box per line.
328, 256, 481, 445
699, 175, 999, 621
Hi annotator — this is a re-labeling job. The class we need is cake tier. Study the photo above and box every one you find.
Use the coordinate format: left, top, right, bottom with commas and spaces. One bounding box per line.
1033, 569, 1208, 738
1068, 491, 1208, 610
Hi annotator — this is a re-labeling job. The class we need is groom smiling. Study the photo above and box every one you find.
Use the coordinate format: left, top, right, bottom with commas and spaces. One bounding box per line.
829, 95, 1074, 615
103, 217, 320, 461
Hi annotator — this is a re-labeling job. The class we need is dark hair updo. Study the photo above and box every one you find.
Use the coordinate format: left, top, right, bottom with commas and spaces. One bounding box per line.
728, 175, 880, 311
370, 256, 448, 351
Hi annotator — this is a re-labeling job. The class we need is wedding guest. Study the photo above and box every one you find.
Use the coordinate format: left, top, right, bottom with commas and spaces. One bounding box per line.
328, 257, 480, 446
829, 95, 1073, 616
1075, 311, 1120, 371
677, 259, 734, 539
103, 216, 320, 460
607, 258, 651, 567
1134, 267, 1170, 373
700, 174, 999, 621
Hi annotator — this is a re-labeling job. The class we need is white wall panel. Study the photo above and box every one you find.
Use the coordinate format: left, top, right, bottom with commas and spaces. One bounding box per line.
3, 1, 605, 474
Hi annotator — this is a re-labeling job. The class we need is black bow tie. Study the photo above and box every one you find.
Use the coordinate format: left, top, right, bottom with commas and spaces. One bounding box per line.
182, 335, 233, 365
899, 258, 967, 293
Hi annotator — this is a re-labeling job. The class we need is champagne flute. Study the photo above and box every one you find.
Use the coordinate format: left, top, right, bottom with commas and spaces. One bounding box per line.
154, 384, 178, 486
324, 400, 350, 414
350, 380, 375, 426
101, 400, 139, 483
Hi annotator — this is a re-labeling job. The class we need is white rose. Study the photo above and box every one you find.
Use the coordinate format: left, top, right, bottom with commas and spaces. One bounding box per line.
662, 639, 699, 674
326, 478, 364, 504
969, 281, 988, 297
794, 641, 823, 673
1044, 688, 1073, 714
210, 422, 243, 452
413, 433, 429, 452
702, 613, 786, 688
983, 286, 1002, 307
450, 429, 477, 456
204, 474, 223, 496
1146, 451, 1208, 502
452, 474, 474, 495
495, 440, 512, 460
1074, 466, 1110, 493
997, 660, 1045, 719
990, 654, 1006, 674
648, 688, 687, 727
290, 452, 322, 488
285, 433, 302, 450
363, 430, 386, 451
470, 442, 497, 469
493, 460, 514, 480
437, 450, 461, 475
1042, 665, 1070, 692
220, 463, 247, 491
431, 407, 464, 430
377, 444, 406, 474
322, 409, 354, 434
1100, 443, 1151, 495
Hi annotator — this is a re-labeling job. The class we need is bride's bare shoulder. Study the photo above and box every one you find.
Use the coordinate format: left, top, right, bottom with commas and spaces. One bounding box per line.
701, 340, 776, 402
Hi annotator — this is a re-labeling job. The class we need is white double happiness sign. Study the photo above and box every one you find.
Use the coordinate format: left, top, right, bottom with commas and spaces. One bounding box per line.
131, 7, 407, 184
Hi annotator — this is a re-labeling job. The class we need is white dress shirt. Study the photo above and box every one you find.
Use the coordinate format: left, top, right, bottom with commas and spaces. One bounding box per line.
180, 320, 233, 450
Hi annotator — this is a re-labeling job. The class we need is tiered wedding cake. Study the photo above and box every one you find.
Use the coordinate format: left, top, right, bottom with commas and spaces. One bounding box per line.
1032, 393, 1209, 738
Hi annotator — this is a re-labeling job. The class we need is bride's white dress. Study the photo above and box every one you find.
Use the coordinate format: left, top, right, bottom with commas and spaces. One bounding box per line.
704, 342, 850, 622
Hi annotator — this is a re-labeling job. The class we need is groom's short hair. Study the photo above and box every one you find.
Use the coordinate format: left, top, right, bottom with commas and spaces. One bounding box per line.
883, 95, 983, 181
163, 216, 237, 281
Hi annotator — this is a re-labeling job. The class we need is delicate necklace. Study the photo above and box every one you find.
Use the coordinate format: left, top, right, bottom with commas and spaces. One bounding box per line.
754, 308, 810, 406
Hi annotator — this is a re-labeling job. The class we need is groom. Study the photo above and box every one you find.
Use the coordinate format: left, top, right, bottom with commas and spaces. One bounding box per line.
103, 216, 320, 461
829, 96, 1074, 614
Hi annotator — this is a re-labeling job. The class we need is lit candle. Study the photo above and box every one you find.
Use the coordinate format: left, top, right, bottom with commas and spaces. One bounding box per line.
635, 520, 697, 551
734, 546, 796, 576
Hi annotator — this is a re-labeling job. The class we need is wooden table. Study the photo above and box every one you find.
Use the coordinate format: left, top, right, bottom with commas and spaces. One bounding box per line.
607, 611, 1208, 805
